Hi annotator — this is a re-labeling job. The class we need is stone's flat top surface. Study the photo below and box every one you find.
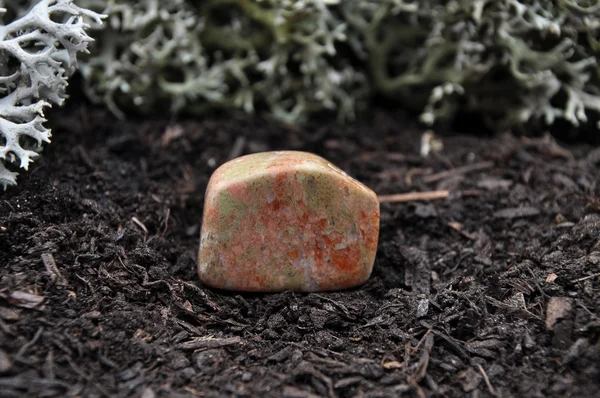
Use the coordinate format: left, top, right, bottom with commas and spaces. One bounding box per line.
198, 151, 380, 292
209, 151, 368, 192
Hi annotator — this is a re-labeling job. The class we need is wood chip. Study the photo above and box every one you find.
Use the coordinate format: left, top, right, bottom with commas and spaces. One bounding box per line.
0, 307, 19, 321
545, 273, 558, 283
383, 360, 403, 369
41, 253, 66, 285
177, 336, 242, 350
6, 291, 45, 310
546, 297, 573, 331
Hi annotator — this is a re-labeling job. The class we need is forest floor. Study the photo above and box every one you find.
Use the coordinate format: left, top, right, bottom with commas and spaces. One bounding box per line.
1, 104, 599, 398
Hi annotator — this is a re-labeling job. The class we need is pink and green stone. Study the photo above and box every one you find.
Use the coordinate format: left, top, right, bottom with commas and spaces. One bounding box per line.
198, 151, 380, 292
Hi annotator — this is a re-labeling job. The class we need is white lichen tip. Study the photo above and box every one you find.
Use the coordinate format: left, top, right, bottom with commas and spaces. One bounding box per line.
0, 0, 106, 188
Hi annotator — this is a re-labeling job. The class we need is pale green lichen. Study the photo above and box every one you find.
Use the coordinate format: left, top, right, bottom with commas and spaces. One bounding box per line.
355, 0, 600, 131
78, 0, 367, 124
74, 0, 600, 132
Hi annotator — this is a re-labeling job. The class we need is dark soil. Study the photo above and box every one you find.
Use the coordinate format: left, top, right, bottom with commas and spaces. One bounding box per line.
1, 103, 600, 398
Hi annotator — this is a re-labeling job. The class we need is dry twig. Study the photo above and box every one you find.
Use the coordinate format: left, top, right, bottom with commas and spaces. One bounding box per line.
379, 190, 449, 203
572, 272, 600, 283
477, 363, 496, 395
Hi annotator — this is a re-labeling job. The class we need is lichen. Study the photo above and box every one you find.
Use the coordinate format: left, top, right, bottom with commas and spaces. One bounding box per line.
77, 0, 600, 132
352, 0, 600, 131
0, 0, 105, 188
78, 0, 367, 125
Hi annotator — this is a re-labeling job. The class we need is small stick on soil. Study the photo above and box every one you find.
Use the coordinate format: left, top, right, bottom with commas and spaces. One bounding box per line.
423, 161, 494, 183
410, 381, 427, 398
131, 217, 148, 235
477, 363, 496, 396
411, 330, 432, 355
379, 190, 481, 203
379, 190, 449, 203
572, 272, 600, 283
410, 334, 434, 382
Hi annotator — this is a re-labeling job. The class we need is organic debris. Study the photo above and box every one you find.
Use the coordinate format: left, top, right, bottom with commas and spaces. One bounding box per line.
0, 107, 599, 396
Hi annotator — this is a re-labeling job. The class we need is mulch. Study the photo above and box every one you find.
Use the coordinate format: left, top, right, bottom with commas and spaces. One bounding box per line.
1, 103, 599, 397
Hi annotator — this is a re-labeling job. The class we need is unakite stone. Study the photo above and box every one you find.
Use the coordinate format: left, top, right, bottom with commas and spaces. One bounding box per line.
198, 151, 380, 292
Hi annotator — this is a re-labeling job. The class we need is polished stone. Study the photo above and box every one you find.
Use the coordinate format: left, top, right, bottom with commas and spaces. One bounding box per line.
198, 151, 380, 292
